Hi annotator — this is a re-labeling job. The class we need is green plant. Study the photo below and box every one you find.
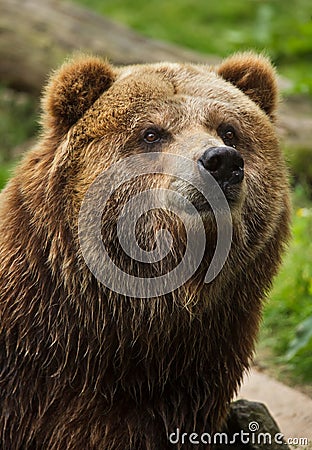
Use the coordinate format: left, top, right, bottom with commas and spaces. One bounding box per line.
261, 192, 312, 382
286, 146, 312, 198
0, 163, 14, 190
286, 316, 312, 360
0, 85, 39, 162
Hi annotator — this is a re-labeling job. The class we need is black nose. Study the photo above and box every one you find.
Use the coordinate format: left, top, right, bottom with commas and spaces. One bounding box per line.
198, 146, 244, 188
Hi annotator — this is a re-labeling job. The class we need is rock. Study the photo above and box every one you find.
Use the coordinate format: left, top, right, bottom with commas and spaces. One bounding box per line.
213, 399, 290, 449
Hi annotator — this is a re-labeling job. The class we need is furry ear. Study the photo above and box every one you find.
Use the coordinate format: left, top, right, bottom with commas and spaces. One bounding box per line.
217, 52, 278, 120
42, 55, 116, 133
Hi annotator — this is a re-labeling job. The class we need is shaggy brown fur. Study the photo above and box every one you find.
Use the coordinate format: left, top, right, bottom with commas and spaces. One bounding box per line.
0, 53, 290, 449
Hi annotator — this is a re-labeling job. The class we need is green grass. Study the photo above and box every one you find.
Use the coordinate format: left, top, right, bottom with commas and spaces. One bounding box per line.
0, 164, 14, 190
259, 187, 312, 384
74, 0, 312, 94
0, 85, 39, 163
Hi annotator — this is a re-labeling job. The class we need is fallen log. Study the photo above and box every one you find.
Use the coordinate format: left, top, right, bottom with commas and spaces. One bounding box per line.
0, 0, 311, 149
0, 0, 217, 94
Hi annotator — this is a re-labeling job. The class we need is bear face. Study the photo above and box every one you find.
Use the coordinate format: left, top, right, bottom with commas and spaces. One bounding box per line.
44, 54, 280, 192
0, 53, 290, 450
41, 54, 288, 287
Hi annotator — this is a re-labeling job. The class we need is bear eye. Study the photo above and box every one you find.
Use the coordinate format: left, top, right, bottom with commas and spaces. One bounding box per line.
143, 129, 161, 144
217, 124, 237, 148
225, 129, 234, 140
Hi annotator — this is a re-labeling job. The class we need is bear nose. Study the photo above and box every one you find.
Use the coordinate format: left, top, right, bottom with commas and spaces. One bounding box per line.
198, 146, 244, 188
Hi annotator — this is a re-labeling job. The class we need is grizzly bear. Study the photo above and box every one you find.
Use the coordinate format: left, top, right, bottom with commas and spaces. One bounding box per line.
0, 52, 290, 449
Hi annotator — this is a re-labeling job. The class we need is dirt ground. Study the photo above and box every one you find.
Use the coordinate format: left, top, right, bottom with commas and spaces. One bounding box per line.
237, 369, 312, 448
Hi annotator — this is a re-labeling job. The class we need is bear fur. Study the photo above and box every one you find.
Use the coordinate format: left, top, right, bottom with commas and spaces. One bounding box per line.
0, 53, 290, 449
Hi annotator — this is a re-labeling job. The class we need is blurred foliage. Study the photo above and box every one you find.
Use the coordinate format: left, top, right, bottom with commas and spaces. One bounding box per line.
75, 0, 312, 94
286, 147, 312, 198
286, 316, 312, 362
0, 164, 13, 190
0, 85, 39, 163
260, 192, 312, 382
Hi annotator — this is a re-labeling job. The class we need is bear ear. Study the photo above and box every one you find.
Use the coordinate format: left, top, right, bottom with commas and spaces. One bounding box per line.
217, 52, 278, 120
42, 55, 116, 133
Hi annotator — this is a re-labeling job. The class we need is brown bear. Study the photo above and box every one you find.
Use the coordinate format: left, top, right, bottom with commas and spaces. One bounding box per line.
0, 52, 290, 449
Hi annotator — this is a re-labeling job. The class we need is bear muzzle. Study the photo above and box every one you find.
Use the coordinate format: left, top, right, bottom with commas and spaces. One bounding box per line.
198, 146, 244, 190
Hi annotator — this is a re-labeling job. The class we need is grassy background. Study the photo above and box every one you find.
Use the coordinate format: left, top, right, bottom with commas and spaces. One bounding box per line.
75, 0, 312, 95
1, 0, 312, 388
0, 86, 39, 184
259, 188, 312, 387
